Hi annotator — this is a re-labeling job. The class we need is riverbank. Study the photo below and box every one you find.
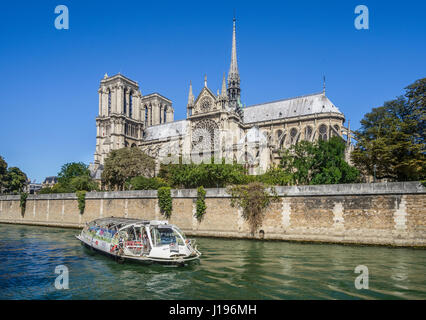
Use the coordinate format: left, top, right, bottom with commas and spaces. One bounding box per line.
0, 182, 425, 247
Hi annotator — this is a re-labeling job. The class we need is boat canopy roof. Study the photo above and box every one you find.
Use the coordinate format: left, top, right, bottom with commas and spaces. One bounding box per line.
89, 217, 170, 229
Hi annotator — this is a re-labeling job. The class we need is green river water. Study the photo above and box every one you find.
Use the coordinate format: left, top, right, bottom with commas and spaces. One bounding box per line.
0, 223, 425, 299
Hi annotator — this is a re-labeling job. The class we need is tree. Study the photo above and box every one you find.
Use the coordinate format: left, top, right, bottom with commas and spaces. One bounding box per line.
102, 148, 155, 190
5, 167, 28, 194
352, 78, 426, 181
280, 137, 359, 185
69, 175, 99, 192
38, 162, 98, 194
0, 156, 7, 194
280, 141, 317, 185
58, 162, 90, 185
311, 138, 360, 185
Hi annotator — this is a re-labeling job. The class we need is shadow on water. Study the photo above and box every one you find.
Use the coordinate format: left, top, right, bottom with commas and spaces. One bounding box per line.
0, 223, 425, 300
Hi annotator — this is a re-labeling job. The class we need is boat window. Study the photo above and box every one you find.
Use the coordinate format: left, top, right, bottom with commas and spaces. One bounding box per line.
173, 226, 186, 240
151, 227, 184, 246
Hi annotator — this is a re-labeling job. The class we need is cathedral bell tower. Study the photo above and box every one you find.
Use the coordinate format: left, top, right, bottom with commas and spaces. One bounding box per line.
227, 18, 241, 111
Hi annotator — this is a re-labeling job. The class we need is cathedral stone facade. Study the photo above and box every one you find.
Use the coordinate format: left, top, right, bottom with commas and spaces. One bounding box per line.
92, 19, 352, 177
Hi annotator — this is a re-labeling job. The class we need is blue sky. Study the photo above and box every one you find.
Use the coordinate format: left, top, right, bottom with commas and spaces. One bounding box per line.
0, 0, 425, 182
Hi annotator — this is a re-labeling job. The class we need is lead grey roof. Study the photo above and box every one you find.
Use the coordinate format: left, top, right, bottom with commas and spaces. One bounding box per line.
144, 120, 188, 141
243, 92, 343, 124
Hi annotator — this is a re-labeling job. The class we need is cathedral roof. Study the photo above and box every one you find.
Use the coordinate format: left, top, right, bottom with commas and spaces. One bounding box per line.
144, 120, 188, 141
243, 92, 343, 124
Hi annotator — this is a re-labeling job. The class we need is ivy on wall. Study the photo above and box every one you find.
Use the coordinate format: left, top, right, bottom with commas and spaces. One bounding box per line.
157, 187, 172, 219
20, 192, 28, 217
227, 182, 278, 236
195, 186, 207, 222
76, 190, 86, 214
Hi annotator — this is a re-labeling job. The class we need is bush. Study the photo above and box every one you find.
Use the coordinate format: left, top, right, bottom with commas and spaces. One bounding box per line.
254, 168, 292, 186
195, 186, 207, 222
157, 187, 172, 218
38, 187, 53, 194
128, 176, 169, 190
159, 158, 248, 188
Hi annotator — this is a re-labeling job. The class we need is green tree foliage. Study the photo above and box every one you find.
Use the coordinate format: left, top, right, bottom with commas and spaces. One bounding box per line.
5, 167, 28, 194
157, 186, 172, 218
0, 156, 8, 194
0, 157, 28, 195
39, 162, 98, 194
102, 148, 155, 190
58, 162, 90, 185
159, 158, 248, 188
69, 175, 99, 192
250, 168, 292, 186
127, 176, 169, 190
280, 141, 317, 185
280, 137, 359, 185
352, 78, 426, 181
311, 138, 360, 185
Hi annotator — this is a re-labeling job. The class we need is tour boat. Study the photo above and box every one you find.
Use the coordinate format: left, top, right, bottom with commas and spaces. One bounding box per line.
75, 217, 201, 265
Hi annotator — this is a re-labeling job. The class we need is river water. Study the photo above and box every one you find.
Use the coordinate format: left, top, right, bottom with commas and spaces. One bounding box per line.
0, 223, 425, 300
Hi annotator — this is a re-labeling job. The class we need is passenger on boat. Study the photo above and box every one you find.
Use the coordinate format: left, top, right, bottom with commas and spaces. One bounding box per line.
142, 229, 150, 253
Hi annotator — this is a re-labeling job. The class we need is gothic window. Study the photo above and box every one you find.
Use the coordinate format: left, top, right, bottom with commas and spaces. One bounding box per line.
108, 91, 111, 115
123, 89, 127, 115
290, 128, 298, 145
192, 119, 219, 152
164, 106, 167, 123
144, 106, 148, 124
159, 105, 162, 123
200, 97, 211, 112
319, 124, 328, 141
305, 126, 313, 141
276, 130, 283, 149
129, 92, 133, 118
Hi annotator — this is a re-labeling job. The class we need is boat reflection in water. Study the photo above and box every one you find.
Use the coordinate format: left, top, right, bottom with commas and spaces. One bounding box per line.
76, 217, 201, 266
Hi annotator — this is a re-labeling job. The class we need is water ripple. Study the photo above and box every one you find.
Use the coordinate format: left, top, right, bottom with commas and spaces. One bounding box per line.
0, 224, 425, 299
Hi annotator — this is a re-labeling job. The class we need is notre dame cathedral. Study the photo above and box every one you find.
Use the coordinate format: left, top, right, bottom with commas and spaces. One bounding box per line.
91, 19, 352, 178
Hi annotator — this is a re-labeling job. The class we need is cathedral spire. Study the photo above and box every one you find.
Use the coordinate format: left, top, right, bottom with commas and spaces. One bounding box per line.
227, 17, 241, 110
229, 17, 239, 76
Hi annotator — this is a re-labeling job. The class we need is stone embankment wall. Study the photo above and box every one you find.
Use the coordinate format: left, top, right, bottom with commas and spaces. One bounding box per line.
0, 182, 425, 247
